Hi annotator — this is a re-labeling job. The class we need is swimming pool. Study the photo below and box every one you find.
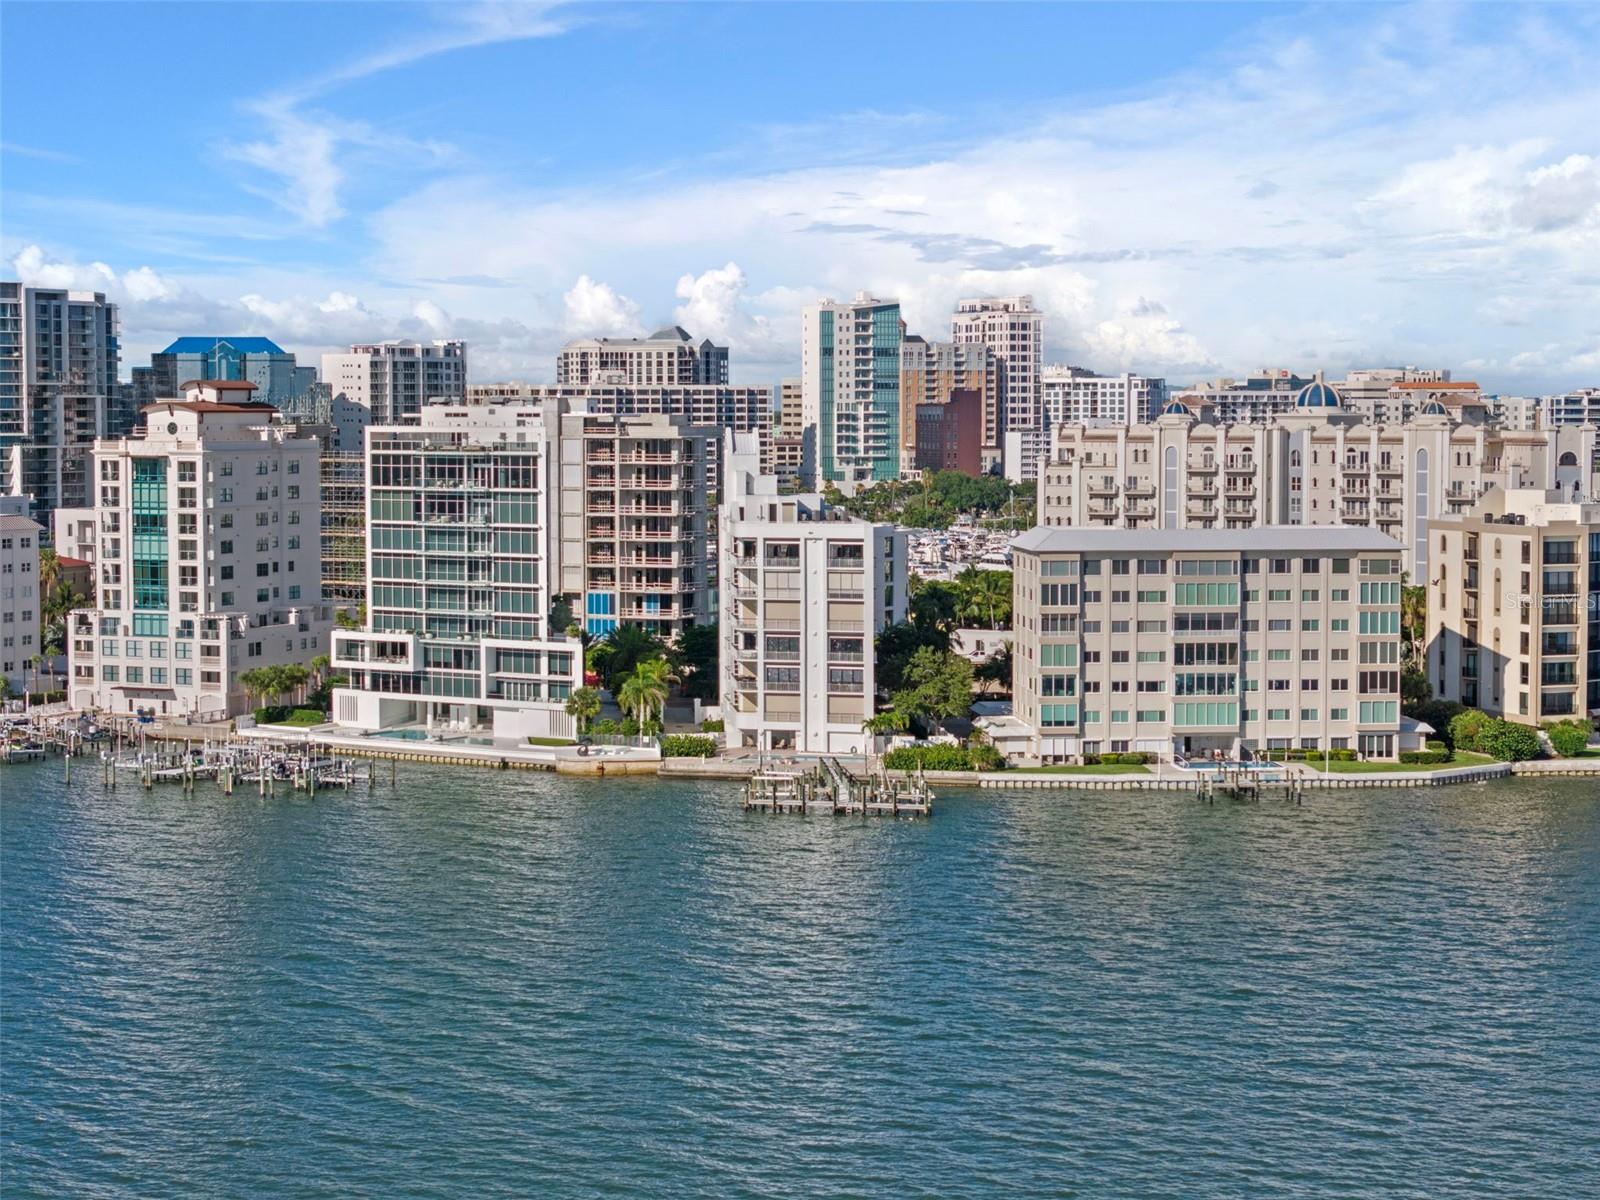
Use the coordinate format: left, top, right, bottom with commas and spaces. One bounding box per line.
369, 728, 431, 741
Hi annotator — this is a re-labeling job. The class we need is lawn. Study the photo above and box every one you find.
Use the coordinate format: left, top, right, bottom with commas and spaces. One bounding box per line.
1305, 751, 1496, 773
1008, 763, 1153, 775
526, 736, 575, 747
263, 710, 326, 728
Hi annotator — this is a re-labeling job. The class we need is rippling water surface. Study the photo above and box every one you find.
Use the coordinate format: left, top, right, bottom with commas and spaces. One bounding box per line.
3, 763, 1598, 1197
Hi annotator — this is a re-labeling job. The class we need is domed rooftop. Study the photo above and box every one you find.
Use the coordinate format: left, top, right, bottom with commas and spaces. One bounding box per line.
1419, 399, 1449, 417
1160, 398, 1194, 418
1295, 372, 1343, 409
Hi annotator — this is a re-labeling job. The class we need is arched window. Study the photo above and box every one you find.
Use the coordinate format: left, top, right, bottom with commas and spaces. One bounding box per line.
1559, 451, 1578, 467
1290, 450, 1301, 467
1493, 569, 1501, 614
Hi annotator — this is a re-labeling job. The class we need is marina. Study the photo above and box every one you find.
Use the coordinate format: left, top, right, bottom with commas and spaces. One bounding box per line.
741, 757, 935, 816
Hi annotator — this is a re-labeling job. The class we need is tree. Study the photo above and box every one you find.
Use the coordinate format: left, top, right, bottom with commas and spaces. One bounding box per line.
1401, 584, 1427, 669
954, 567, 1012, 629
334, 602, 366, 631
617, 662, 668, 733
909, 580, 960, 637
565, 686, 602, 736
875, 621, 941, 694
975, 643, 1013, 695
1401, 668, 1431, 708
238, 668, 270, 711
862, 708, 910, 737
1482, 719, 1541, 762
591, 625, 667, 695
1450, 709, 1494, 754
670, 623, 719, 702
893, 646, 975, 724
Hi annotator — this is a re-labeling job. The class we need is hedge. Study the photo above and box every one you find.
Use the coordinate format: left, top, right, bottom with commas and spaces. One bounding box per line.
1481, 720, 1542, 762
254, 706, 326, 726
660, 735, 717, 758
1449, 710, 1495, 754
699, 718, 725, 733
1545, 719, 1593, 758
1399, 749, 1451, 764
884, 744, 973, 771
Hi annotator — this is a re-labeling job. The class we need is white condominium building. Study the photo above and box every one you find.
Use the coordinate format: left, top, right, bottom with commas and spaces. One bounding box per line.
67, 382, 333, 718
464, 381, 769, 435
1041, 366, 1167, 429
1012, 526, 1407, 764
557, 326, 728, 386
1427, 488, 1599, 725
1173, 369, 1311, 425
1038, 376, 1597, 578
952, 295, 1042, 432
719, 431, 906, 754
1335, 367, 1453, 424
321, 339, 466, 432
801, 293, 904, 486
1, 504, 43, 694
329, 402, 579, 741
1542, 389, 1600, 429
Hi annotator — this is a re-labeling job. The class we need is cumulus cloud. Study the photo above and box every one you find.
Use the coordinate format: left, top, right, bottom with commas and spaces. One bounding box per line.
562, 275, 640, 336
673, 263, 781, 359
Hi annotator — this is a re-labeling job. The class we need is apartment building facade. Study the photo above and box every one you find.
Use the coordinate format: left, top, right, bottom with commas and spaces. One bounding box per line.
1012, 526, 1407, 763
1, 282, 122, 529
329, 402, 579, 740
1038, 380, 1597, 578
802, 293, 904, 486
465, 381, 769, 435
557, 326, 728, 386
1042, 366, 1167, 429
0, 505, 43, 694
1542, 389, 1600, 429
66, 382, 333, 718
900, 336, 1000, 474
719, 431, 906, 753
321, 339, 466, 432
1427, 488, 1599, 725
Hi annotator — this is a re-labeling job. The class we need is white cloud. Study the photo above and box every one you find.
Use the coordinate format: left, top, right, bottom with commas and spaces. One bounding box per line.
562, 275, 640, 335
673, 263, 781, 360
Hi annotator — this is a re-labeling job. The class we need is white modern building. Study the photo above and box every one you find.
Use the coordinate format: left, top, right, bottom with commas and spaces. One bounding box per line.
1012, 525, 1407, 763
1, 501, 43, 695
321, 339, 466, 438
1542, 389, 1600, 429
1, 281, 122, 529
801, 293, 904, 486
719, 431, 906, 753
464, 381, 769, 435
1041, 366, 1166, 429
557, 326, 728, 386
329, 402, 580, 740
952, 296, 1043, 479
66, 382, 333, 718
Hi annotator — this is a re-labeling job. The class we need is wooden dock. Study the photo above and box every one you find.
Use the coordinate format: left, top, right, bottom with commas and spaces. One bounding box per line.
741, 757, 933, 817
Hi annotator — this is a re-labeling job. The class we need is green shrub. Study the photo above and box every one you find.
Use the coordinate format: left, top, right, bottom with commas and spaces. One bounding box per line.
967, 742, 1005, 771
1120, 751, 1148, 765
589, 717, 620, 736
1098, 752, 1122, 765
1425, 739, 1450, 756
1330, 748, 1358, 761
660, 734, 717, 758
699, 718, 725, 734
1450, 709, 1494, 754
1081, 753, 1101, 765
1399, 749, 1450, 765
1287, 747, 1308, 760
1406, 699, 1469, 746
1545, 719, 1593, 758
884, 744, 973, 771
1482, 719, 1542, 762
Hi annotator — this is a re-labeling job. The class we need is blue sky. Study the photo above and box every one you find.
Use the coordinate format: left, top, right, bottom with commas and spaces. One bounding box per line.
3, 2, 1598, 390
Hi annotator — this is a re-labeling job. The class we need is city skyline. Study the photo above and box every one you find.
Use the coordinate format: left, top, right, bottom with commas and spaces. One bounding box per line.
4, 2, 1598, 391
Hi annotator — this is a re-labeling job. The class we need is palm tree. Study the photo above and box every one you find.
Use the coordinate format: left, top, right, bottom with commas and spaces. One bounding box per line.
617, 663, 668, 735
862, 708, 910, 737
238, 668, 269, 712
565, 685, 602, 736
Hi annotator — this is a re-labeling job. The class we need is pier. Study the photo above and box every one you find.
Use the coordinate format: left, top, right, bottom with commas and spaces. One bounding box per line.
741, 757, 934, 817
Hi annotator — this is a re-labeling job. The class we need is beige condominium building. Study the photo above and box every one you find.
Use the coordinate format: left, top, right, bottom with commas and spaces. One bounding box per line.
1039, 375, 1596, 580
1427, 488, 1600, 725
68, 382, 333, 719
1012, 525, 1406, 764
719, 431, 906, 754
899, 336, 1000, 474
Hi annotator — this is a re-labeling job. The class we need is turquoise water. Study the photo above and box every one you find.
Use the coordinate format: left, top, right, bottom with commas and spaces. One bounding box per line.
3, 764, 1598, 1197
369, 728, 431, 741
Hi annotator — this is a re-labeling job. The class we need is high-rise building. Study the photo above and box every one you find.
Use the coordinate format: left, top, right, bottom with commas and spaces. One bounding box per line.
899, 336, 999, 474
1334, 368, 1453, 424
320, 450, 367, 605
767, 378, 807, 491
1428, 488, 1599, 725
553, 407, 719, 640
915, 390, 985, 476
801, 293, 904, 486
1488, 394, 1541, 431
557, 326, 728, 386
150, 337, 315, 408
1041, 366, 1167, 428
321, 339, 466, 433
952, 296, 1042, 475
719, 431, 906, 753
1172, 369, 1312, 425
0, 282, 121, 529
328, 402, 579, 740
1038, 377, 1597, 578
464, 381, 769, 434
0, 503, 43, 695
1011, 525, 1407, 763
66, 382, 332, 718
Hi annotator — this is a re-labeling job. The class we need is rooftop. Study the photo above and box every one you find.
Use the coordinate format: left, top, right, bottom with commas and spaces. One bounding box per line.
160, 336, 287, 355
1011, 525, 1403, 554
